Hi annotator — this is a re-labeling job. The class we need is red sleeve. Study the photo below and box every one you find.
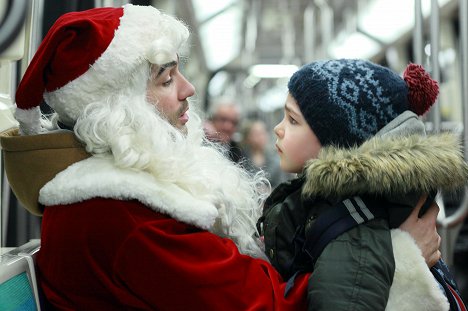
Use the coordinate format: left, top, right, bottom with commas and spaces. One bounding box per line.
114, 216, 309, 311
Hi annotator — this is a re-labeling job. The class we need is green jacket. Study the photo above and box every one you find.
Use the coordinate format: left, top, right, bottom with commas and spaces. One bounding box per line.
262, 177, 394, 310
260, 111, 468, 310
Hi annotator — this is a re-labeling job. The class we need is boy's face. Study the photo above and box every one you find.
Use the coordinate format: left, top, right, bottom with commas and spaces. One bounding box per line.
274, 94, 322, 173
146, 59, 195, 134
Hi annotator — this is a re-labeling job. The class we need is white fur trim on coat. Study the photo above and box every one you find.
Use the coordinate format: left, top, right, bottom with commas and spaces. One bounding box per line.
386, 229, 449, 311
39, 156, 218, 230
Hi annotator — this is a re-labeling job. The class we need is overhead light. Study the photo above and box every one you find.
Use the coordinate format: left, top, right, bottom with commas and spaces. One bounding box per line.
357, 0, 415, 44
249, 64, 298, 79
329, 31, 380, 59
199, 5, 242, 71
192, 0, 236, 23
357, 0, 451, 45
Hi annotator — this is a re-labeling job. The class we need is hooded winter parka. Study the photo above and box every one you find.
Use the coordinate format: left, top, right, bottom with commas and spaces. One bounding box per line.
261, 111, 468, 311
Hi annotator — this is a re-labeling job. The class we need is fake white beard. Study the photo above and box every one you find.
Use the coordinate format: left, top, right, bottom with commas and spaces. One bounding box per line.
74, 95, 269, 260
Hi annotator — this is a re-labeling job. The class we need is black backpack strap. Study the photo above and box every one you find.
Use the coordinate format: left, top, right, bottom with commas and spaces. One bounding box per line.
284, 195, 387, 296
299, 192, 438, 267
302, 196, 388, 266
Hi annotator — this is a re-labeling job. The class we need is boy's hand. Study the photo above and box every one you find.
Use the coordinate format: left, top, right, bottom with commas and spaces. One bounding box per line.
399, 194, 441, 267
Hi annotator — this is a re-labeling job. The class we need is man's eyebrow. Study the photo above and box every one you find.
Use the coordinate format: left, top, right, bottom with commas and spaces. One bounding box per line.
156, 61, 177, 77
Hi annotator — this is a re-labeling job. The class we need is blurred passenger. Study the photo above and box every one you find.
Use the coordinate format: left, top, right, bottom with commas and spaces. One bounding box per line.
0, 4, 447, 311
205, 98, 245, 163
259, 59, 467, 310
241, 119, 289, 188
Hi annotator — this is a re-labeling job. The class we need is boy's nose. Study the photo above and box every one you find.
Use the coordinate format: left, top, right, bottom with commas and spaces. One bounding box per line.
274, 123, 283, 138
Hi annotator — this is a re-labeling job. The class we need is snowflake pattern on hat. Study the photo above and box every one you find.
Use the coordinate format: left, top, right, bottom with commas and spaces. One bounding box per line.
319, 60, 397, 141
288, 59, 415, 147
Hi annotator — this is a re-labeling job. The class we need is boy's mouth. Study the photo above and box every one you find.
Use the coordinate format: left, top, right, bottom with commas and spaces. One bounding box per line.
275, 144, 282, 154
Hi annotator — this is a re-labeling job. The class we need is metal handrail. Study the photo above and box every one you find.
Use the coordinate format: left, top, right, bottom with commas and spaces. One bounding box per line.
425, 0, 468, 233
438, 186, 468, 228
437, 0, 468, 229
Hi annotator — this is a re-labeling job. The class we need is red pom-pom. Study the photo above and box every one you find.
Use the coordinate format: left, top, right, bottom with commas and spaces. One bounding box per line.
403, 63, 439, 116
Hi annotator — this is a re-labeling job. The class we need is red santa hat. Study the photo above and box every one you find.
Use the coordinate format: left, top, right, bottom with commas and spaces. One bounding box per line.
15, 4, 189, 135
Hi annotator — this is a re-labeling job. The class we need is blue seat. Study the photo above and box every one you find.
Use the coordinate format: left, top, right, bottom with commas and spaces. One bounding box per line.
0, 239, 41, 311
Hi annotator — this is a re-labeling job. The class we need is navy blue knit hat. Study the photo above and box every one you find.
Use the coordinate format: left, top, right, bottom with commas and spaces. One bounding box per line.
288, 59, 439, 147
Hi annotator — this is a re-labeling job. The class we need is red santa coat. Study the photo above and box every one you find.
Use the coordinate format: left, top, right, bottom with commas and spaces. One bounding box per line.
37, 157, 310, 310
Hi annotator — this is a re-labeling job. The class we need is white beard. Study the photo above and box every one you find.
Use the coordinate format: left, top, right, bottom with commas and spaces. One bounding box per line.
72, 95, 270, 260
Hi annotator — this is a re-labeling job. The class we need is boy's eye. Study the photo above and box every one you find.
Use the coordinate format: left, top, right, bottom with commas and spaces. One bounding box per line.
288, 116, 297, 124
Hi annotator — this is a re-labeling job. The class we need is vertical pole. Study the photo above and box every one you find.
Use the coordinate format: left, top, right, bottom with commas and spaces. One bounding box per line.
321, 3, 333, 58
461, 0, 468, 159
430, 0, 441, 133
303, 4, 315, 63
413, 0, 423, 64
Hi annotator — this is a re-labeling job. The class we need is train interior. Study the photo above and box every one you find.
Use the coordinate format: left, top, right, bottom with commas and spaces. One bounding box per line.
0, 0, 467, 306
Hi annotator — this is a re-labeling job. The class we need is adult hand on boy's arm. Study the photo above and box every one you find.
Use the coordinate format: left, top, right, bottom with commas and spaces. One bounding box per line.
399, 194, 441, 267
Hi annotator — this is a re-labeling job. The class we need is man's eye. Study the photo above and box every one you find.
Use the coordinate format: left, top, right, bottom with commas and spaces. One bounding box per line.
162, 78, 173, 86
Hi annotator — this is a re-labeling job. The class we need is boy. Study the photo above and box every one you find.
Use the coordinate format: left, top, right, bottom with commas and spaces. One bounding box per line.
260, 59, 468, 310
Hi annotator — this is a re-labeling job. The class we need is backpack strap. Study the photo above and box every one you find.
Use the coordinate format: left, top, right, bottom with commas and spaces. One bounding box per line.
284, 195, 388, 296
302, 196, 388, 266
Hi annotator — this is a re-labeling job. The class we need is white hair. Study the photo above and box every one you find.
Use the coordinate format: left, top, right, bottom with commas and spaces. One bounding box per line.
71, 92, 270, 260
35, 5, 270, 259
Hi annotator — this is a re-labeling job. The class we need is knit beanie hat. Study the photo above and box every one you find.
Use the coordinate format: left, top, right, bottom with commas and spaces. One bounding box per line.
288, 59, 439, 147
14, 4, 189, 135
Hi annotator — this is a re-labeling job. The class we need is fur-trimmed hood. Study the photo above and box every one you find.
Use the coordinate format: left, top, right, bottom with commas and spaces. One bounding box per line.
304, 132, 468, 198
303, 111, 468, 198
301, 111, 456, 310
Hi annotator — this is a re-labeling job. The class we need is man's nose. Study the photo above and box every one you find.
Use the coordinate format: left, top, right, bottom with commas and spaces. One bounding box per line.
179, 75, 195, 100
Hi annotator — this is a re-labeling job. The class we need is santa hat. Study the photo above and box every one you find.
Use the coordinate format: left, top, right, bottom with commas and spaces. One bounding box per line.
15, 4, 189, 135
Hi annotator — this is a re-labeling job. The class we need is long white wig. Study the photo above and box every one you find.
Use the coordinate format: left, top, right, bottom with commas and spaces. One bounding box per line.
67, 67, 270, 260
38, 5, 270, 259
